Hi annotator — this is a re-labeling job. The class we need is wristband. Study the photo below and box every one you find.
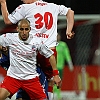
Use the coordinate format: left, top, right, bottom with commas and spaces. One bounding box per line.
53, 70, 59, 76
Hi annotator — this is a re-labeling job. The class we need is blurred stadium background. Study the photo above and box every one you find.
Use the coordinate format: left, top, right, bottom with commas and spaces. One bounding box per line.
57, 14, 100, 100
0, 14, 100, 100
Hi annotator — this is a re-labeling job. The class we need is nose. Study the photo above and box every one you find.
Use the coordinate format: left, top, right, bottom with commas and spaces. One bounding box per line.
21, 29, 26, 35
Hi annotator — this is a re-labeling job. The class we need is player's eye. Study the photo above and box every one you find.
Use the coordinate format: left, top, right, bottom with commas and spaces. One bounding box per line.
20, 28, 29, 31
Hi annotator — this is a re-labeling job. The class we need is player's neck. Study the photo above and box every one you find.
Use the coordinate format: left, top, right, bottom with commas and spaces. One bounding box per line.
33, 0, 38, 2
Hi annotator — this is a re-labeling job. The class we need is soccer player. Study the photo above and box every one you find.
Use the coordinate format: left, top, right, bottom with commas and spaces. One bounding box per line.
0, 19, 61, 100
56, 33, 74, 78
0, 0, 74, 99
0, 45, 49, 100
0, 47, 49, 100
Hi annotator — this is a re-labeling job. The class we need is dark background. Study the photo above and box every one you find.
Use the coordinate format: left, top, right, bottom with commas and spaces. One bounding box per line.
0, 0, 100, 14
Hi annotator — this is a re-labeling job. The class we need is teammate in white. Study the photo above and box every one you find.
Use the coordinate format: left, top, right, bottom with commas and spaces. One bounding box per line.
0, 19, 61, 100
0, 0, 74, 99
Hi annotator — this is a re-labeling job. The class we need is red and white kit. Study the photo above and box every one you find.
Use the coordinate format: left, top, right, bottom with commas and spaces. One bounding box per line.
0, 33, 54, 99
8, 0, 70, 79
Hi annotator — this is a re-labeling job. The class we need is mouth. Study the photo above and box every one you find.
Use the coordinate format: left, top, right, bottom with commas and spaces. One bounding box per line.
22, 35, 27, 39
22, 35, 27, 38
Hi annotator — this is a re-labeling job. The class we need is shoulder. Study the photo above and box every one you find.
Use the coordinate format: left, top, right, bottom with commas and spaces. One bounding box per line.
6, 33, 18, 39
15, 4, 30, 11
16, 4, 25, 9
1, 33, 13, 37
0, 33, 17, 42
47, 2, 58, 7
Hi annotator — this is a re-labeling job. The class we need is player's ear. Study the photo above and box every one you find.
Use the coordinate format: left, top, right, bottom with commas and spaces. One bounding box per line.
16, 27, 19, 32
30, 27, 31, 30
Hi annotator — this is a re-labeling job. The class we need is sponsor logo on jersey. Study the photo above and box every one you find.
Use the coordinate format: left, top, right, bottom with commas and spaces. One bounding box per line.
32, 45, 37, 51
35, 2, 47, 6
12, 49, 33, 57
35, 33, 49, 38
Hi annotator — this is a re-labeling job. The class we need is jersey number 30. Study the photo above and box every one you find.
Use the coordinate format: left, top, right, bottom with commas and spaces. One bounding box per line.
34, 12, 53, 30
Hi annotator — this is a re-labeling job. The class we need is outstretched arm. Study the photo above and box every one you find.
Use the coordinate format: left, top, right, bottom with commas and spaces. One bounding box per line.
66, 9, 75, 39
0, 0, 12, 24
49, 55, 62, 88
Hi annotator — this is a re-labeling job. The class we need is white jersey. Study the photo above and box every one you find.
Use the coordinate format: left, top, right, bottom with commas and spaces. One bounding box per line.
8, 1, 70, 48
0, 33, 53, 80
